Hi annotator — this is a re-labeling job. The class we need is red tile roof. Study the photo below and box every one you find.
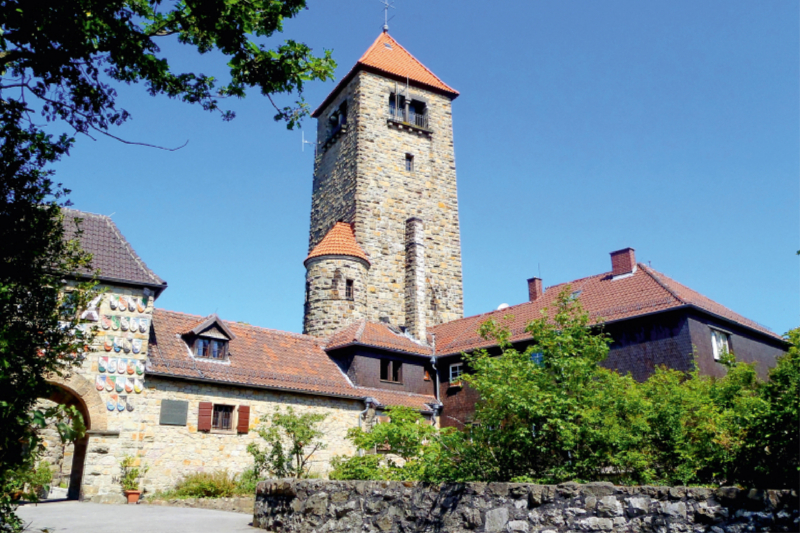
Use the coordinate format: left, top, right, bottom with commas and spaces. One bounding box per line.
313, 32, 458, 118
62, 208, 166, 291
305, 222, 369, 265
357, 32, 458, 96
430, 264, 781, 356
326, 319, 433, 356
148, 309, 437, 411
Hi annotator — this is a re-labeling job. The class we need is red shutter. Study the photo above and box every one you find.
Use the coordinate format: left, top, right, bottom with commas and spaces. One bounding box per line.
237, 405, 250, 434
198, 402, 212, 431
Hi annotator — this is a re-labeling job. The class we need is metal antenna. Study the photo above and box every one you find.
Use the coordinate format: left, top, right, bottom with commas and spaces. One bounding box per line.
379, 0, 395, 32
301, 130, 314, 152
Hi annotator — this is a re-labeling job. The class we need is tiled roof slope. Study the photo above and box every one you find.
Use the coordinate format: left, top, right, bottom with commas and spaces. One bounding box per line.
148, 309, 437, 411
326, 319, 433, 356
313, 32, 458, 117
62, 208, 166, 289
305, 222, 369, 265
430, 264, 781, 356
357, 32, 458, 96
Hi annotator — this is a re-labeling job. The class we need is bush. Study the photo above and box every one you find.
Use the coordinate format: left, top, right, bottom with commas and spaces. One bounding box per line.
169, 471, 239, 499
247, 407, 327, 479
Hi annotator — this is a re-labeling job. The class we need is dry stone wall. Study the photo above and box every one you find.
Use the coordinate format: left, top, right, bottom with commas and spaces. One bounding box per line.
254, 479, 799, 533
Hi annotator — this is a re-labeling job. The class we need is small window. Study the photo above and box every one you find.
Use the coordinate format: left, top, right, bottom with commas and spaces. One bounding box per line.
212, 405, 234, 430
711, 329, 731, 361
405, 154, 414, 172
530, 352, 544, 366
345, 279, 354, 300
195, 338, 228, 359
449, 363, 463, 385
380, 359, 402, 383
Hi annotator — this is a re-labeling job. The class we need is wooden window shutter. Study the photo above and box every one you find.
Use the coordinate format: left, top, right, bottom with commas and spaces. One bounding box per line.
237, 405, 250, 434
198, 402, 213, 431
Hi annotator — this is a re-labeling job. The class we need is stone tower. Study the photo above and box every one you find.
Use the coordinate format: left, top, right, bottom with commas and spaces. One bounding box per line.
304, 31, 463, 338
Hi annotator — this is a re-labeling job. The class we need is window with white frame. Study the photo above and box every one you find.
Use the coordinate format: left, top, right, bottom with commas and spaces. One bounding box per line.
449, 363, 463, 386
711, 329, 731, 361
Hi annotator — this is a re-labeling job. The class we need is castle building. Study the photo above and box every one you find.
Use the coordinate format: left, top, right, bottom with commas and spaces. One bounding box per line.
304, 31, 464, 338
45, 31, 786, 503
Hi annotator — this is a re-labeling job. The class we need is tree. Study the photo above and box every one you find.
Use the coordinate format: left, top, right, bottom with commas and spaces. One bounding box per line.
0, 0, 336, 135
247, 407, 326, 479
330, 405, 449, 481
0, 102, 94, 530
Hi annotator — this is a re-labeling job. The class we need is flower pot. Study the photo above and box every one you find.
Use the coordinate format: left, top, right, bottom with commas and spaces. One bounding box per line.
124, 490, 141, 504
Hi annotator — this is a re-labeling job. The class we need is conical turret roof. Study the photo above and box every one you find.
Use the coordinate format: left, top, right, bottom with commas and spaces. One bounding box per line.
305, 222, 370, 265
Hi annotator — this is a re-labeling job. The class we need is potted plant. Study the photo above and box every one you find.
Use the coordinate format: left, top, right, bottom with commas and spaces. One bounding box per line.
119, 455, 147, 503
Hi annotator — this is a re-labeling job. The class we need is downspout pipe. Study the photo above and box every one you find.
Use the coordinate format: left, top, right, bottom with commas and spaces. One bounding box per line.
430, 351, 440, 427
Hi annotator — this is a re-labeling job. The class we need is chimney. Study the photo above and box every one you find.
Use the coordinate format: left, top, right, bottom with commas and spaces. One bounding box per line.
610, 248, 636, 276
404, 218, 426, 341
527, 277, 543, 301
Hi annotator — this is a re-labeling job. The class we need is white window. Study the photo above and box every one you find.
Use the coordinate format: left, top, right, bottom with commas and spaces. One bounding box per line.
711, 329, 731, 361
449, 363, 463, 385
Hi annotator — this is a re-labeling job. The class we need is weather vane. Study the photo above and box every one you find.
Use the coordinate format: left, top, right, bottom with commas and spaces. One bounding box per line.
379, 0, 395, 32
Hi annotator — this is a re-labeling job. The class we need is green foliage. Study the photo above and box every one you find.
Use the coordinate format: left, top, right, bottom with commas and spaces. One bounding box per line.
330, 406, 451, 482
119, 455, 148, 492
432, 288, 796, 489
0, 122, 93, 522
247, 407, 327, 479
153, 470, 257, 499
0, 0, 336, 132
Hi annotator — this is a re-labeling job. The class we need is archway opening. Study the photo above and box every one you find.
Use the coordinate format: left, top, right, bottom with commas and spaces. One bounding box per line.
39, 384, 92, 500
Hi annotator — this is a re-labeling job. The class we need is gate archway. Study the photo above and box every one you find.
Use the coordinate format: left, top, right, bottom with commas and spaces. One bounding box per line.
44, 373, 109, 500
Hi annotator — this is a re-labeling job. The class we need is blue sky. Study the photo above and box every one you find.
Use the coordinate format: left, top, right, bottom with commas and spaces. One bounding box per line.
56, 1, 798, 335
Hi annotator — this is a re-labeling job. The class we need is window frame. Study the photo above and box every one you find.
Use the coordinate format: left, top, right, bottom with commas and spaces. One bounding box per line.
405, 153, 414, 172
345, 279, 354, 300
211, 404, 235, 431
449, 363, 463, 386
379, 359, 403, 384
710, 328, 731, 361
194, 337, 228, 360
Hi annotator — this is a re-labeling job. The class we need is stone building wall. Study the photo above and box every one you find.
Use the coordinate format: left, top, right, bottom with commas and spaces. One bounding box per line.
254, 479, 799, 533
42, 282, 156, 503
308, 70, 464, 335
136, 377, 364, 494
304, 256, 369, 337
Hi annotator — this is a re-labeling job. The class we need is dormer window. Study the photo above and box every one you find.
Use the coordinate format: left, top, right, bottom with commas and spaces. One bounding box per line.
183, 313, 236, 362
195, 338, 228, 359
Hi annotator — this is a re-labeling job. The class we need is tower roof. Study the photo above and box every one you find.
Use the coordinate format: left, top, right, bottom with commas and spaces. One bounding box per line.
305, 222, 370, 265
312, 32, 459, 118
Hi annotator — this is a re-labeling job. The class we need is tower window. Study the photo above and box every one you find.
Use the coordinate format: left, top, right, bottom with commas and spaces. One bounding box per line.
380, 359, 403, 383
405, 154, 414, 172
345, 279, 354, 300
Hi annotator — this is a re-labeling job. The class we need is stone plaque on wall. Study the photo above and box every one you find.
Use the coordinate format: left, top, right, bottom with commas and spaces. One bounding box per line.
159, 399, 188, 426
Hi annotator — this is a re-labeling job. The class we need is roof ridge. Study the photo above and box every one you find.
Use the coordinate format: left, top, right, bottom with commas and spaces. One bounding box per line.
155, 308, 320, 343
354, 318, 368, 342
639, 263, 686, 305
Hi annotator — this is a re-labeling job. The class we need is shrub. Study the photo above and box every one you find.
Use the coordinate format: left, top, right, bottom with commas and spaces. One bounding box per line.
247, 407, 327, 479
170, 471, 239, 499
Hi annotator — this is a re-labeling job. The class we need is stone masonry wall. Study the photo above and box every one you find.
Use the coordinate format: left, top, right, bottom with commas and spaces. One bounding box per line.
47, 282, 155, 503
254, 480, 799, 533
307, 70, 463, 336
304, 256, 369, 337
136, 377, 363, 494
